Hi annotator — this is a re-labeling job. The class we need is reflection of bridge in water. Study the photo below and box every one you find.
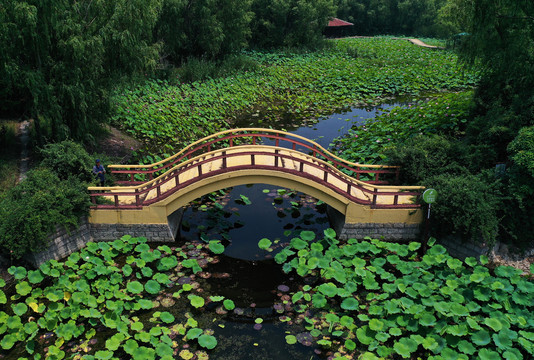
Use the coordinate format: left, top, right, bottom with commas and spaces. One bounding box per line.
88, 129, 424, 242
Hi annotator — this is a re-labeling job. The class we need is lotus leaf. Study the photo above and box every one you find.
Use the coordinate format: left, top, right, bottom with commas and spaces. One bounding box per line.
317, 283, 338, 297
141, 267, 153, 278
123, 339, 139, 355
360, 353, 380, 360
285, 335, 297, 344
189, 295, 205, 308
157, 256, 178, 271
258, 238, 272, 250
502, 348, 524, 360
340, 297, 359, 311
187, 328, 203, 340
16, 281, 32, 296
290, 238, 308, 250
484, 317, 503, 332
135, 331, 151, 343
356, 326, 375, 345
155, 343, 173, 358
393, 337, 418, 358
223, 299, 235, 310
132, 346, 156, 360
23, 321, 38, 335
198, 334, 217, 349
131, 321, 144, 332
160, 312, 175, 324
369, 319, 385, 332
477, 348, 500, 360
153, 273, 170, 284
12, 303, 28, 316
145, 280, 161, 294
8, 266, 27, 280
25, 270, 44, 285
0, 334, 17, 350
135, 243, 150, 253
312, 293, 327, 308
127, 281, 144, 294
471, 330, 491, 345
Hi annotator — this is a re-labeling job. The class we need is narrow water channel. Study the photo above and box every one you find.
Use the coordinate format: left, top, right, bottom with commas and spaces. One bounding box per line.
177, 102, 405, 359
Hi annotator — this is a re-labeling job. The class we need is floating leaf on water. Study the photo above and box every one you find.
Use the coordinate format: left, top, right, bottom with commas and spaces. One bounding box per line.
296, 332, 313, 346
145, 280, 161, 294
253, 324, 263, 330
223, 299, 235, 310
8, 266, 27, 280
189, 295, 205, 308
234, 308, 244, 315
160, 312, 175, 324
340, 297, 359, 311
208, 240, 225, 254
127, 281, 144, 294
285, 335, 297, 345
258, 238, 272, 250
198, 334, 217, 349
277, 285, 290, 292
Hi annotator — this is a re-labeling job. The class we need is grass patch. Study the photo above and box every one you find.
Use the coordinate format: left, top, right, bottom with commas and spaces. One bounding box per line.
0, 120, 19, 195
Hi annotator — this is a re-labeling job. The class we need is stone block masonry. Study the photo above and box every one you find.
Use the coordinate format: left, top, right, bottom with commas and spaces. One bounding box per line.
338, 222, 421, 241
25, 217, 93, 268
327, 205, 421, 241
24, 212, 181, 267
437, 235, 489, 260
90, 223, 175, 243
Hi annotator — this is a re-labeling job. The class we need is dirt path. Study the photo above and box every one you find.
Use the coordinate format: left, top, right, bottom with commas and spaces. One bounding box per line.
407, 38, 444, 49
18, 119, 31, 182
336, 36, 445, 49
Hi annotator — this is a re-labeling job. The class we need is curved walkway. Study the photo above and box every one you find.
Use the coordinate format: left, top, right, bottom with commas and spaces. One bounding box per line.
88, 129, 424, 226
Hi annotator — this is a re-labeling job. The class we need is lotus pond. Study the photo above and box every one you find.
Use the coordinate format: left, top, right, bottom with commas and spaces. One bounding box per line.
2, 223, 534, 359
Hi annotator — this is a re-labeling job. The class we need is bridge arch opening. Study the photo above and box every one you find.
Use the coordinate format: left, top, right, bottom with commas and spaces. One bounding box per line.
169, 180, 335, 261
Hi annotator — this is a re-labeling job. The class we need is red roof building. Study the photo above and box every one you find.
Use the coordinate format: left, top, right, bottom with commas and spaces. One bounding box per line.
327, 18, 354, 27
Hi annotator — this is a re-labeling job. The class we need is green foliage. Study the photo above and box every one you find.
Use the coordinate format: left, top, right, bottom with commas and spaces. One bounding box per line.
250, 0, 336, 49
39, 140, 94, 182
156, 0, 253, 62
333, 92, 475, 165
113, 39, 478, 160
426, 172, 501, 244
0, 236, 220, 358
279, 231, 534, 358
0, 168, 90, 258
500, 126, 534, 247
335, 0, 460, 37
0, 0, 162, 143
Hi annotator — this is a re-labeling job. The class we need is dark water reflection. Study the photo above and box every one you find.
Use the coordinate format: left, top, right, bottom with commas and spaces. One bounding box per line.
178, 103, 407, 359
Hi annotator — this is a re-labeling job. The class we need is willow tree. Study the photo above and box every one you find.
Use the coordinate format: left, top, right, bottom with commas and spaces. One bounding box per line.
0, 0, 162, 143
250, 0, 336, 48
155, 0, 253, 62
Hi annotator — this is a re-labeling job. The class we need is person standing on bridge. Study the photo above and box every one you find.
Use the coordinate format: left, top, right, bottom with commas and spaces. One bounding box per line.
92, 159, 106, 186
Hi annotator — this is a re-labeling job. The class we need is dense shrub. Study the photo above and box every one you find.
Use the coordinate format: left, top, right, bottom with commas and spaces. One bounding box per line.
0, 168, 90, 259
384, 135, 470, 184
500, 126, 534, 248
425, 172, 501, 246
39, 140, 94, 182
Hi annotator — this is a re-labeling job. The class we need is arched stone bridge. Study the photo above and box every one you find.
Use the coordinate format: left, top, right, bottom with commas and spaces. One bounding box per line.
88, 129, 424, 242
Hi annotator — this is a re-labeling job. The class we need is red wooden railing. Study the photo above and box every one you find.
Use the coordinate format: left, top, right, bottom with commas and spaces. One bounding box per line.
89, 145, 422, 211
108, 128, 400, 185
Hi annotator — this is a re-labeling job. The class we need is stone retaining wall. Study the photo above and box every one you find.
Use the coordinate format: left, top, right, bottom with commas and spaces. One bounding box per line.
23, 209, 184, 267
338, 222, 421, 241
327, 205, 421, 241
90, 223, 175, 243
437, 235, 489, 259
25, 218, 93, 267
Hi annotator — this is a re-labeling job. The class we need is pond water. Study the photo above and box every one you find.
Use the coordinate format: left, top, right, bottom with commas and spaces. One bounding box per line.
176, 102, 405, 359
